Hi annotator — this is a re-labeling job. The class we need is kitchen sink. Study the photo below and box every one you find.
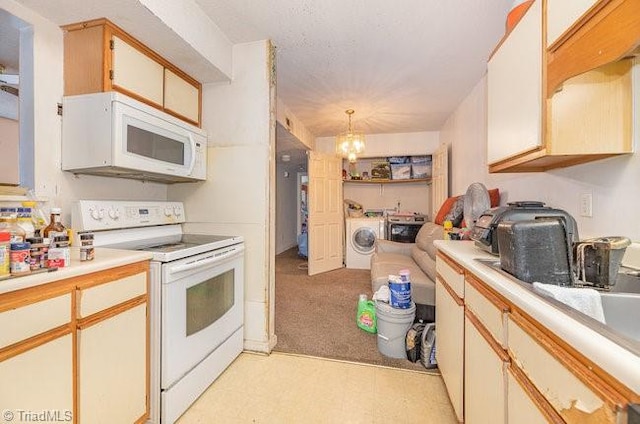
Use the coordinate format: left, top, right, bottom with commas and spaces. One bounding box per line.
600, 292, 640, 342
475, 258, 640, 350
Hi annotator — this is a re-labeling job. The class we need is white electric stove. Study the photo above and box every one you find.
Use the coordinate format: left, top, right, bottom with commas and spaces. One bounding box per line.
72, 200, 245, 423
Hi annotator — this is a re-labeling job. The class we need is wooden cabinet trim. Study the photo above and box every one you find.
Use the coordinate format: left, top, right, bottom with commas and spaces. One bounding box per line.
0, 282, 74, 314
508, 363, 566, 424
0, 324, 72, 362
546, 0, 640, 97
436, 275, 464, 307
77, 294, 147, 330
509, 310, 636, 408
465, 273, 510, 313
465, 308, 510, 362
75, 261, 149, 290
436, 251, 465, 275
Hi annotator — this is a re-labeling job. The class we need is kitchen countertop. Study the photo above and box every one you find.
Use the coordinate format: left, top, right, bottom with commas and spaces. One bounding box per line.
434, 240, 640, 394
0, 247, 153, 295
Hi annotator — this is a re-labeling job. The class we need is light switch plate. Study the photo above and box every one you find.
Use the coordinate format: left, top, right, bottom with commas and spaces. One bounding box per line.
580, 193, 592, 217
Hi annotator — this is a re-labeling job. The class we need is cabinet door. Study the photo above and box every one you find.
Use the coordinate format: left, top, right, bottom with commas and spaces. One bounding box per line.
507, 365, 564, 424
164, 68, 200, 124
546, 0, 598, 47
111, 35, 164, 107
0, 335, 73, 417
465, 313, 507, 424
435, 277, 465, 422
487, 0, 542, 164
78, 304, 147, 424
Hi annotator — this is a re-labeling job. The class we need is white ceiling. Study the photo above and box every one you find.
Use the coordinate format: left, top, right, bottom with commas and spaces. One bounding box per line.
195, 0, 513, 137
11, 0, 512, 138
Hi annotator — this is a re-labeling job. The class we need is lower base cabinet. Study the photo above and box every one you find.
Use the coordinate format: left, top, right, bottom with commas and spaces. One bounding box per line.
0, 335, 74, 418
435, 277, 465, 422
79, 304, 147, 424
464, 312, 507, 424
0, 261, 149, 424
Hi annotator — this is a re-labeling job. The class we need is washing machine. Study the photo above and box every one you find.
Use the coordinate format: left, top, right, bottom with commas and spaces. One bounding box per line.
346, 217, 386, 269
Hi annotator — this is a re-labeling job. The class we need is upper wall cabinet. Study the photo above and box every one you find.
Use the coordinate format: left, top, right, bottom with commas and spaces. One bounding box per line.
487, 0, 639, 173
62, 18, 202, 127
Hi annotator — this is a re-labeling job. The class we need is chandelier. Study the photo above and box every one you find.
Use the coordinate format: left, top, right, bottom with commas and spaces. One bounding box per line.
335, 109, 365, 163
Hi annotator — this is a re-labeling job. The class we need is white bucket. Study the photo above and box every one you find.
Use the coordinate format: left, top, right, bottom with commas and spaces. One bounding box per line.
375, 301, 416, 359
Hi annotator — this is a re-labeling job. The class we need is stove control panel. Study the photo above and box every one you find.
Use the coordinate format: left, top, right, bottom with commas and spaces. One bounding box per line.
72, 200, 186, 232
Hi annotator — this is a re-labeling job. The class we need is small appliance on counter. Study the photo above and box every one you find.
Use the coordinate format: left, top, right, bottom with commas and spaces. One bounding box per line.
575, 236, 631, 289
496, 217, 575, 285
470, 201, 579, 255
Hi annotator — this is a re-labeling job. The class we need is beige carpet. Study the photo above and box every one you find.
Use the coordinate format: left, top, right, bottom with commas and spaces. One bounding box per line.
274, 247, 437, 373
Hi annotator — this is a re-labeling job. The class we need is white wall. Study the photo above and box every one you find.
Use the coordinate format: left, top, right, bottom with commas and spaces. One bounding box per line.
316, 131, 440, 217
169, 41, 275, 352
0, 117, 19, 185
442, 67, 640, 241
275, 161, 303, 254
0, 0, 167, 222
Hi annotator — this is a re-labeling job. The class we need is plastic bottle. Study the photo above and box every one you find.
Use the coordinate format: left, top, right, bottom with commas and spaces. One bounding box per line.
16, 207, 35, 239
0, 215, 26, 243
43, 208, 66, 241
356, 294, 377, 333
443, 220, 453, 240
0, 232, 10, 277
22, 201, 48, 236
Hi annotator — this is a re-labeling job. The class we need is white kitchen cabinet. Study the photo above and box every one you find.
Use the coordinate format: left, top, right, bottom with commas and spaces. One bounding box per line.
487, 0, 637, 173
78, 304, 147, 424
0, 335, 74, 417
465, 311, 508, 424
63, 18, 202, 126
77, 270, 148, 424
164, 68, 200, 124
435, 252, 465, 422
0, 261, 150, 424
507, 364, 564, 424
0, 290, 74, 418
487, 0, 542, 165
111, 35, 164, 107
508, 312, 626, 423
546, 0, 598, 47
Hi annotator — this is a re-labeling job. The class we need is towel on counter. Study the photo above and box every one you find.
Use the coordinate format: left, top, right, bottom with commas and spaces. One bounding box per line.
532, 282, 606, 324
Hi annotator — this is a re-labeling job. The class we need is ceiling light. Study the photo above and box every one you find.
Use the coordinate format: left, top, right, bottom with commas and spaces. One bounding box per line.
336, 109, 365, 163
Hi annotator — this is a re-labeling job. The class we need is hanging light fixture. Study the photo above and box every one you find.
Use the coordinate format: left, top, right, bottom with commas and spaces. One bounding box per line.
335, 109, 365, 163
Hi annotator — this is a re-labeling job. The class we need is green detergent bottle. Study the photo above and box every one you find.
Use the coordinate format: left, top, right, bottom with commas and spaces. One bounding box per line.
356, 294, 376, 333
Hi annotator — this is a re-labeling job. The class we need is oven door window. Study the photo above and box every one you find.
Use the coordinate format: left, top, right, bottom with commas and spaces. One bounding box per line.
186, 269, 234, 337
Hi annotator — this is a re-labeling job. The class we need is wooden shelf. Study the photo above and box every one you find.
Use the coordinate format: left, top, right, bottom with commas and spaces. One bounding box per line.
343, 178, 431, 184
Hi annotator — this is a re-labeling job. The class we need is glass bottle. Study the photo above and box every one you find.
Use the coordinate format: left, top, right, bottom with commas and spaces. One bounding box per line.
42, 207, 66, 241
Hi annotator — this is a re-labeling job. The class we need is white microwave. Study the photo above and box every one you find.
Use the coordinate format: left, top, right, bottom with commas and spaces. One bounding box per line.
62, 92, 206, 183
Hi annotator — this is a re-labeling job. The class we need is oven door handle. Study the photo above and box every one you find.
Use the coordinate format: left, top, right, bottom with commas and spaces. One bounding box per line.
168, 248, 241, 274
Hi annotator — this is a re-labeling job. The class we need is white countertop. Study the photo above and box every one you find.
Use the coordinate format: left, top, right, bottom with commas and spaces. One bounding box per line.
434, 240, 640, 394
0, 247, 153, 295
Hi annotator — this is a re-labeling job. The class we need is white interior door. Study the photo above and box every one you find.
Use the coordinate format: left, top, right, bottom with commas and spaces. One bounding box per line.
431, 143, 449, 219
307, 151, 343, 276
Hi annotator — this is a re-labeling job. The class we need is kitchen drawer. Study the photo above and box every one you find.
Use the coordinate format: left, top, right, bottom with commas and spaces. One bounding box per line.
507, 313, 626, 423
465, 274, 509, 348
78, 272, 146, 318
436, 251, 465, 298
0, 292, 71, 349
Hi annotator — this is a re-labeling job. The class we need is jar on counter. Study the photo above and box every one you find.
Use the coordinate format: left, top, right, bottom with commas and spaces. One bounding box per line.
10, 242, 31, 275
47, 235, 70, 268
0, 232, 10, 277
79, 233, 95, 262
43, 207, 66, 240
26, 237, 46, 270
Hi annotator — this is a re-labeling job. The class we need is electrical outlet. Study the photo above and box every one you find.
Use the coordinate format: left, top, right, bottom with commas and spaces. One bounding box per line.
580, 193, 593, 217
